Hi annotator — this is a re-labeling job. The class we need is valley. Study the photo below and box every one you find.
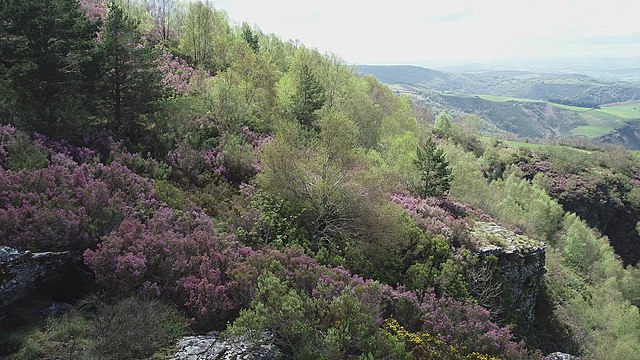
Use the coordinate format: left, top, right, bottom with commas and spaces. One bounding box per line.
360, 65, 640, 149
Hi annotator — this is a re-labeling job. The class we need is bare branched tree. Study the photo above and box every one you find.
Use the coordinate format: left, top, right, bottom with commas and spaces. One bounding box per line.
466, 261, 504, 318
146, 0, 175, 41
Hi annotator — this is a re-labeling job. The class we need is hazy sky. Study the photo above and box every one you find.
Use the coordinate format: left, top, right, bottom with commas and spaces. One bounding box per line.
215, 0, 640, 64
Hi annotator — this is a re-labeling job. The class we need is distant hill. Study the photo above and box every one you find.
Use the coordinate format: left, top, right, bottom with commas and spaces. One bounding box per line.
359, 65, 640, 149
357, 65, 640, 105
357, 65, 449, 84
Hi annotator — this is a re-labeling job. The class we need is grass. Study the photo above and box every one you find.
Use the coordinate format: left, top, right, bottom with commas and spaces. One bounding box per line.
480, 137, 595, 156
437, 91, 543, 104
499, 139, 546, 149
571, 125, 616, 137
4, 297, 190, 360
598, 101, 640, 119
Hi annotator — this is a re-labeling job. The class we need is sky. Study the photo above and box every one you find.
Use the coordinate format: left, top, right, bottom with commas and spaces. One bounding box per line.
214, 0, 640, 65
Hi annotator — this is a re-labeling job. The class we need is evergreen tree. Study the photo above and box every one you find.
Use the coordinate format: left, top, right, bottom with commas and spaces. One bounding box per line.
293, 62, 326, 129
241, 23, 259, 52
98, 3, 162, 140
414, 138, 452, 198
0, 0, 99, 137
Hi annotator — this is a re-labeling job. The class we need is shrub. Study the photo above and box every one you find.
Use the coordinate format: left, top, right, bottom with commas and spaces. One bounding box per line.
0, 125, 49, 171
92, 297, 188, 359
14, 298, 188, 360
384, 318, 500, 360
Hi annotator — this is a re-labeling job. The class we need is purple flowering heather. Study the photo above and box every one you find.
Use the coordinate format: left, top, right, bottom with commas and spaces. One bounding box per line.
157, 51, 196, 95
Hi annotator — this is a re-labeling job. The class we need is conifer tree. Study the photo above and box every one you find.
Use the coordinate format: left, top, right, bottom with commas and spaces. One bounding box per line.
293, 62, 326, 129
241, 23, 260, 52
414, 138, 452, 198
98, 3, 162, 139
0, 0, 99, 137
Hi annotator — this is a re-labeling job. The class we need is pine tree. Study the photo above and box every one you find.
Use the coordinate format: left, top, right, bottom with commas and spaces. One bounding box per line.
0, 0, 99, 137
98, 3, 162, 139
293, 62, 326, 129
241, 23, 259, 52
414, 138, 452, 198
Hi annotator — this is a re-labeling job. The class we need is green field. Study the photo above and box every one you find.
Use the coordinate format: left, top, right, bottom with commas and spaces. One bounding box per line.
570, 101, 640, 137
443, 92, 640, 139
438, 91, 543, 104
481, 137, 594, 154
499, 139, 546, 149
598, 101, 640, 118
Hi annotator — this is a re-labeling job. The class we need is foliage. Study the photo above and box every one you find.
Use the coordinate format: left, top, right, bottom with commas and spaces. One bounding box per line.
14, 297, 188, 360
0, 125, 49, 171
98, 3, 163, 142
178, 1, 233, 71
434, 112, 453, 137
384, 318, 502, 360
0, 0, 99, 137
241, 22, 260, 52
4, 2, 640, 359
413, 137, 452, 198
280, 53, 327, 130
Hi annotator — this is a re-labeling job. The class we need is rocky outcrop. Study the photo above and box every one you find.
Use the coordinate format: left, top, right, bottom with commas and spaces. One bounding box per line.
171, 331, 280, 360
0, 246, 73, 313
470, 222, 546, 329
545, 352, 579, 360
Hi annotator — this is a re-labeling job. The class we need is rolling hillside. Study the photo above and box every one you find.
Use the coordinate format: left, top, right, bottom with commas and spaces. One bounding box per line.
360, 65, 640, 148
359, 65, 640, 105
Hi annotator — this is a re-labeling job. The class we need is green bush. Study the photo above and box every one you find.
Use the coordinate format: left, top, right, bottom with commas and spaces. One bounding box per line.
14, 297, 189, 360
227, 273, 408, 359
4, 133, 49, 171
92, 297, 189, 359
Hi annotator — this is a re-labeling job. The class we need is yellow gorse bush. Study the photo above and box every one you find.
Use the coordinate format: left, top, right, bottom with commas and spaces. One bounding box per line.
384, 318, 501, 360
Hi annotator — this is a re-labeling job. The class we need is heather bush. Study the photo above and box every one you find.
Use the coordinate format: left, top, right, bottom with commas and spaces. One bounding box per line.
0, 131, 182, 252
227, 272, 410, 359
158, 51, 196, 95
0, 164, 120, 251
84, 207, 255, 326
223, 248, 532, 359
167, 129, 260, 187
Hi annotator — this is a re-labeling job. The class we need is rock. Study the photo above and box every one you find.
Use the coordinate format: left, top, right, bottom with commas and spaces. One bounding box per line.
545, 352, 579, 360
470, 222, 546, 330
171, 331, 280, 360
0, 246, 73, 312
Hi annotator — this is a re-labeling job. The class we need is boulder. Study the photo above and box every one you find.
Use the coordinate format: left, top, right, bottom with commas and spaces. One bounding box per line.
545, 352, 579, 360
171, 331, 280, 360
0, 246, 73, 312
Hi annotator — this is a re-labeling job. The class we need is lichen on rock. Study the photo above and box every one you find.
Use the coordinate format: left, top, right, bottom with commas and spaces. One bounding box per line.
171, 331, 280, 360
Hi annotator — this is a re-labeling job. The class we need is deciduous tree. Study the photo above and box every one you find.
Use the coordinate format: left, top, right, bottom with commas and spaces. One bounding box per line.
146, 0, 176, 41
